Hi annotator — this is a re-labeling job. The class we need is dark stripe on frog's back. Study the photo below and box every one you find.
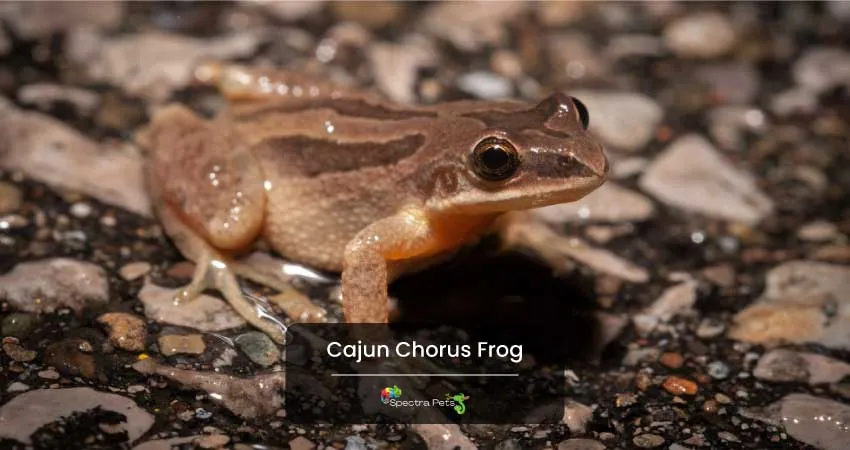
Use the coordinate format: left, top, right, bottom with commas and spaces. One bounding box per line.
233, 97, 438, 122
255, 134, 426, 177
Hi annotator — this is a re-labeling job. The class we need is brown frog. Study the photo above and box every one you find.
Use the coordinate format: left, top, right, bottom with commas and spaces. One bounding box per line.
140, 62, 609, 343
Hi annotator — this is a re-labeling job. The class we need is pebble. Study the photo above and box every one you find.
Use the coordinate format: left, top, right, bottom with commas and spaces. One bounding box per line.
45, 338, 97, 379
695, 63, 761, 104
531, 182, 655, 224
239, 0, 322, 21
0, 181, 21, 214
119, 262, 152, 281
623, 347, 661, 367
132, 359, 285, 419
420, 1, 525, 52
0, 258, 109, 314
562, 400, 593, 434
708, 106, 768, 150
827, 0, 850, 21
139, 280, 246, 332
663, 11, 736, 58
729, 260, 850, 350
557, 439, 606, 450
754, 393, 850, 450
0, 1, 124, 39
792, 46, 850, 94
603, 34, 664, 60
197, 434, 230, 449
67, 29, 268, 102
717, 431, 740, 443
638, 134, 774, 225
411, 423, 476, 450
344, 436, 368, 450
548, 32, 608, 82
69, 202, 92, 218
0, 214, 28, 230
797, 221, 839, 242
38, 369, 59, 380
368, 37, 438, 105
7, 382, 29, 393
158, 334, 206, 356
662, 376, 698, 396
707, 361, 730, 380
558, 237, 650, 283
17, 83, 101, 116
289, 436, 316, 450
754, 349, 850, 385
0, 103, 151, 216
331, 1, 403, 28
633, 433, 665, 448
235, 331, 281, 367
2, 340, 36, 362
1, 313, 36, 338
696, 318, 726, 339
659, 352, 685, 369
770, 87, 819, 117
0, 387, 154, 445
490, 50, 524, 79
98, 312, 148, 352
566, 90, 663, 152
457, 71, 513, 99
633, 279, 697, 335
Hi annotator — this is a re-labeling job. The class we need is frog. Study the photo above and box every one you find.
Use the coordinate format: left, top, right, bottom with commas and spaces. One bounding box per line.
139, 62, 609, 344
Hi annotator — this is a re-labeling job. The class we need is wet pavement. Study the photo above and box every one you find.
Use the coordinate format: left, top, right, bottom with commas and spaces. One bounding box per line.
1, 1, 850, 449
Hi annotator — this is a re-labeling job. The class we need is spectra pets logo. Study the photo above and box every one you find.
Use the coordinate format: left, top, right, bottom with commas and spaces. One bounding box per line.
380, 385, 402, 404
445, 393, 469, 415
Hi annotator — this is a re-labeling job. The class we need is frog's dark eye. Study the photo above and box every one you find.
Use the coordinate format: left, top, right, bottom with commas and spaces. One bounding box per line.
472, 137, 520, 182
571, 96, 590, 129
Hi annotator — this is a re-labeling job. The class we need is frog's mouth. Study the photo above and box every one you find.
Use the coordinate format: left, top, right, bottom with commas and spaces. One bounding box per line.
437, 174, 607, 215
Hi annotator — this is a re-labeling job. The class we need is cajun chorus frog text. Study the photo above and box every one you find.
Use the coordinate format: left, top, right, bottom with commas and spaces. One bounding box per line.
326, 341, 523, 363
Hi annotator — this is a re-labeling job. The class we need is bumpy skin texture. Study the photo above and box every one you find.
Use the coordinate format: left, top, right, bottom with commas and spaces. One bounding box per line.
143, 62, 609, 331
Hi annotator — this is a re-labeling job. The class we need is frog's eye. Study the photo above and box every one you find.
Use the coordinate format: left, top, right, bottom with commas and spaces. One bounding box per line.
571, 97, 590, 129
472, 137, 520, 182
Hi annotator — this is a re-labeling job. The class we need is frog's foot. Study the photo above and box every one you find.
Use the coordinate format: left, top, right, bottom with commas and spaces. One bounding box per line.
192, 61, 371, 103
173, 250, 288, 344
229, 259, 327, 323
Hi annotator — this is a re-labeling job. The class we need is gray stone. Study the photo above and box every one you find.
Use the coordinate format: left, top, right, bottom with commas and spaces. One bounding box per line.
139, 280, 246, 332
639, 134, 774, 225
0, 103, 151, 216
754, 349, 850, 385
532, 182, 655, 224
235, 331, 281, 367
729, 261, 850, 350
0, 387, 153, 445
557, 439, 606, 450
0, 258, 109, 314
663, 12, 736, 58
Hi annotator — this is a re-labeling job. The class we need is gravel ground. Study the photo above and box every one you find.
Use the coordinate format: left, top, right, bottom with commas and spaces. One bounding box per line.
1, 1, 850, 449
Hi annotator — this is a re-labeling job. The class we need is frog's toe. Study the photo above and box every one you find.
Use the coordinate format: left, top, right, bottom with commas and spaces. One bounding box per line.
230, 259, 327, 323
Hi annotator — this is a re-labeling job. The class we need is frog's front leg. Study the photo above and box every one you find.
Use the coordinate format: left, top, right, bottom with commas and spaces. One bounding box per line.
341, 209, 441, 323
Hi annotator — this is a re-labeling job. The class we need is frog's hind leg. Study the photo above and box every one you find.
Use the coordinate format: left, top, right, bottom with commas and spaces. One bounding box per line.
228, 260, 328, 323
154, 202, 288, 344
145, 104, 288, 343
